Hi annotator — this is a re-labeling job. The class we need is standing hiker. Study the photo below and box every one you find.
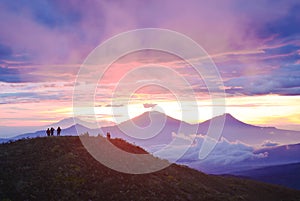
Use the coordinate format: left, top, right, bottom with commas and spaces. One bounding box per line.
46, 128, 51, 137
57, 127, 61, 136
50, 127, 55, 136
107, 132, 111, 140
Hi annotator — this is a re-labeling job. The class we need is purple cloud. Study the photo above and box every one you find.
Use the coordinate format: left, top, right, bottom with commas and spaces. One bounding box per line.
143, 103, 157, 109
262, 140, 280, 147
225, 65, 300, 95
0, 0, 299, 99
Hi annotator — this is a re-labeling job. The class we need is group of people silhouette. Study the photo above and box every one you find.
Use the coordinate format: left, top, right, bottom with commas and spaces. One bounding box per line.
46, 127, 61, 136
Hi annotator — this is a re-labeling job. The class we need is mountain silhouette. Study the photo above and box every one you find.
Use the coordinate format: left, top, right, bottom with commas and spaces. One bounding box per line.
5, 111, 300, 147
100, 111, 194, 147
1, 124, 96, 142
195, 113, 300, 145
49, 117, 115, 129
127, 111, 185, 127
205, 113, 258, 128
100, 111, 300, 147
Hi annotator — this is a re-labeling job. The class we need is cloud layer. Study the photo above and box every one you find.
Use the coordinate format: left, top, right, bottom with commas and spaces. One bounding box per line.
0, 0, 300, 128
149, 133, 268, 174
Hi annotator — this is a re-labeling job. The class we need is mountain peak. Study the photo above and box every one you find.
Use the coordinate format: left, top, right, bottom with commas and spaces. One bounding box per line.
223, 113, 234, 117
120, 110, 185, 128
216, 113, 241, 121
224, 113, 239, 121
128, 110, 167, 127
199, 113, 251, 128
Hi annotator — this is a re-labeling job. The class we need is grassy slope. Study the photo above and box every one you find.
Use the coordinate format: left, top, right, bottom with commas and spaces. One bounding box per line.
0, 136, 299, 201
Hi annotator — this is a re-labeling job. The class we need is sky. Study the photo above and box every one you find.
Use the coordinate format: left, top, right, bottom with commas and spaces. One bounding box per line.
0, 0, 300, 135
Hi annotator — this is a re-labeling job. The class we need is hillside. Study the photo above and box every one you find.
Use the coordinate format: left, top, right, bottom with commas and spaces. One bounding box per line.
0, 137, 300, 201
234, 162, 300, 190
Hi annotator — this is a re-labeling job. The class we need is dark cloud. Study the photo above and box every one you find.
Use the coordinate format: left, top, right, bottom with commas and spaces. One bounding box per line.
0, 66, 42, 83
0, 66, 22, 83
264, 4, 300, 39
225, 65, 300, 96
0, 44, 12, 59
143, 103, 157, 109
0, 92, 37, 98
0, 91, 70, 104
263, 44, 300, 56
262, 141, 280, 147
233, 0, 300, 40
248, 44, 300, 96
261, 45, 300, 66
104, 104, 124, 108
2, 0, 82, 29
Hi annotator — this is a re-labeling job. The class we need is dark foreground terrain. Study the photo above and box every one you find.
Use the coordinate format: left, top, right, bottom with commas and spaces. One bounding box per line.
0, 136, 300, 201
234, 162, 300, 190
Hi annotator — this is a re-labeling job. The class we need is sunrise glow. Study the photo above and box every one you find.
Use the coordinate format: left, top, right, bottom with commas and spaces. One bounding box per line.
0, 1, 299, 135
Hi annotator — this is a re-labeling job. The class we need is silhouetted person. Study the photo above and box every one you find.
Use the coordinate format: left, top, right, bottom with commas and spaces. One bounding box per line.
50, 127, 55, 136
57, 127, 61, 136
46, 128, 51, 137
107, 132, 111, 140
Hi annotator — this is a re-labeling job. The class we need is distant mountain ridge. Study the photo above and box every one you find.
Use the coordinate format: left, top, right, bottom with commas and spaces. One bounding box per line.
103, 111, 300, 146
233, 162, 300, 190
50, 117, 115, 129
0, 117, 114, 139
194, 113, 300, 145
198, 113, 260, 129
2, 111, 300, 147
